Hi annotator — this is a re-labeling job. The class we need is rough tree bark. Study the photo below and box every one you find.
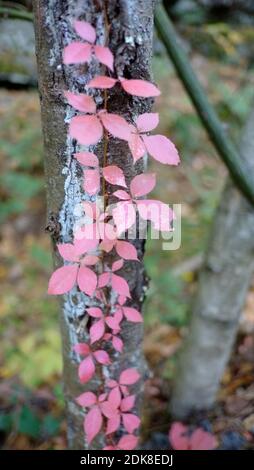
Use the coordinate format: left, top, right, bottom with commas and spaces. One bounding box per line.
170, 107, 254, 418
33, 0, 154, 449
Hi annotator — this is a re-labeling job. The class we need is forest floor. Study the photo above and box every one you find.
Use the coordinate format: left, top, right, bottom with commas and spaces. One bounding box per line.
1, 52, 254, 450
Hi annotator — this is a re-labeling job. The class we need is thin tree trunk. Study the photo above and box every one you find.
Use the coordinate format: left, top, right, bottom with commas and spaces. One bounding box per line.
33, 0, 154, 449
170, 107, 254, 418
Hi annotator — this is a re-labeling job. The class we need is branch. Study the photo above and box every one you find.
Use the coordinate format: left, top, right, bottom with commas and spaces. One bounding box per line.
155, 3, 254, 206
0, 6, 33, 21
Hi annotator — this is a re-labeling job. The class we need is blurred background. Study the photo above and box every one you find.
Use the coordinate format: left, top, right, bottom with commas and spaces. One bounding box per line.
1, 0, 254, 450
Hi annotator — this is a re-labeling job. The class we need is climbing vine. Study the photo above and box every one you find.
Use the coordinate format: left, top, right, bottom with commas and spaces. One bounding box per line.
47, 17, 179, 450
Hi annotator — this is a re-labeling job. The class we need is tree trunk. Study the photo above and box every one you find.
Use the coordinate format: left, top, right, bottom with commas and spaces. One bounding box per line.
33, 0, 154, 449
170, 107, 254, 418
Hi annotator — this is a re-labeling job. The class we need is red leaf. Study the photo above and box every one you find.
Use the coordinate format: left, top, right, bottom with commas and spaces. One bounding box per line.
69, 115, 103, 145
76, 391, 97, 407
123, 307, 143, 323
142, 135, 180, 165
169, 422, 189, 450
190, 428, 217, 450
63, 42, 91, 64
112, 274, 131, 298
103, 165, 127, 188
83, 168, 100, 195
77, 266, 97, 296
90, 319, 105, 344
88, 76, 117, 89
105, 315, 121, 331
136, 112, 159, 132
122, 413, 140, 433
48, 265, 78, 295
116, 241, 138, 260
121, 78, 160, 97
74, 20, 96, 43
73, 237, 98, 256
78, 355, 95, 384
118, 434, 138, 450
93, 349, 111, 365
130, 173, 156, 198
64, 91, 96, 113
75, 151, 99, 167
94, 45, 114, 71
82, 255, 99, 266
84, 406, 103, 444
100, 401, 118, 419
120, 368, 140, 385
100, 112, 131, 141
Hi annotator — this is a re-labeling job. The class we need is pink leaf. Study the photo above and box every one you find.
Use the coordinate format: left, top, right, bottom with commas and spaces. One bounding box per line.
103, 165, 127, 188
98, 272, 110, 288
123, 307, 143, 323
142, 135, 180, 165
112, 274, 131, 298
122, 413, 140, 433
88, 76, 117, 89
100, 401, 118, 419
120, 395, 136, 412
169, 422, 189, 450
108, 386, 122, 408
137, 199, 174, 232
113, 190, 131, 200
70, 115, 103, 146
78, 355, 95, 384
76, 391, 97, 407
64, 91, 96, 113
93, 350, 111, 365
105, 315, 121, 330
121, 78, 160, 98
190, 428, 217, 450
83, 168, 100, 195
118, 434, 138, 450
106, 414, 121, 435
48, 265, 78, 295
87, 307, 103, 318
74, 20, 96, 43
116, 241, 138, 260
84, 406, 103, 444
77, 266, 97, 296
120, 368, 140, 385
112, 335, 123, 352
73, 238, 98, 256
82, 255, 99, 266
112, 201, 136, 235
112, 259, 124, 272
94, 45, 114, 71
73, 343, 90, 355
57, 243, 78, 262
90, 319, 105, 344
130, 173, 156, 198
75, 151, 99, 167
136, 112, 159, 132
128, 133, 146, 163
100, 113, 131, 141
63, 42, 91, 64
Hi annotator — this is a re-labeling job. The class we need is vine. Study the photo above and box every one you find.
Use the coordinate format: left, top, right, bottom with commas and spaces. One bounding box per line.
48, 17, 180, 450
